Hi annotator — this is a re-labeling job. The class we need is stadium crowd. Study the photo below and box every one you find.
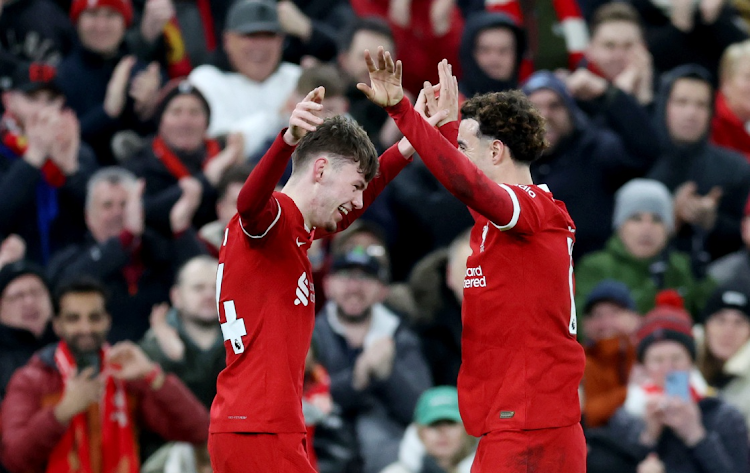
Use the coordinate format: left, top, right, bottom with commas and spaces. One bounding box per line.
1, 0, 750, 471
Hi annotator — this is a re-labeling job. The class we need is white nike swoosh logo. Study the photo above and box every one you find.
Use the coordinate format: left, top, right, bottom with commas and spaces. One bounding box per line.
296, 238, 304, 247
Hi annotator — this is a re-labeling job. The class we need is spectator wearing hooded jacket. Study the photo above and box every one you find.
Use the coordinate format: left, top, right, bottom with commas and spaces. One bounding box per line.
458, 12, 525, 98
523, 71, 656, 259
647, 64, 750, 267
56, 0, 162, 165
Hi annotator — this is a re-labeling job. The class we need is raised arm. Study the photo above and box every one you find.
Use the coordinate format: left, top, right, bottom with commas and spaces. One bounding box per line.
358, 51, 519, 228
236, 88, 324, 236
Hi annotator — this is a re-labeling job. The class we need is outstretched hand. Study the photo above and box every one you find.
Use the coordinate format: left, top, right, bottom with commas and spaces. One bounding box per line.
357, 47, 404, 108
284, 86, 325, 146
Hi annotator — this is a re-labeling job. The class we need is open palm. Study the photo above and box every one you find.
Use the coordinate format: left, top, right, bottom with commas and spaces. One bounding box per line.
357, 47, 404, 107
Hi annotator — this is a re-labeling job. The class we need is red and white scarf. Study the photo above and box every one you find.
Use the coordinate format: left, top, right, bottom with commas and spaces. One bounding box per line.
46, 342, 138, 473
485, 0, 589, 77
151, 136, 221, 181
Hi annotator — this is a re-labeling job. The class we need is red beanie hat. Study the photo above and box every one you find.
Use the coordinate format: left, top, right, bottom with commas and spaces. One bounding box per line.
636, 290, 695, 362
70, 0, 134, 27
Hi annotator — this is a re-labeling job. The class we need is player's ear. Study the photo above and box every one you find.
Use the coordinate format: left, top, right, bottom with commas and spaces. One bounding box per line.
490, 139, 505, 165
312, 156, 328, 183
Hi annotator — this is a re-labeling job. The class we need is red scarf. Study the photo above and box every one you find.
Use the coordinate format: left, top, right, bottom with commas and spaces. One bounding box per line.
711, 91, 750, 162
162, 0, 216, 78
151, 136, 221, 181
303, 364, 332, 470
486, 0, 589, 77
46, 342, 138, 473
1, 114, 67, 187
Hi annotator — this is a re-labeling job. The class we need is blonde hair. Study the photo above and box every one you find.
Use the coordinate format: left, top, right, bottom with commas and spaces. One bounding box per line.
720, 39, 750, 85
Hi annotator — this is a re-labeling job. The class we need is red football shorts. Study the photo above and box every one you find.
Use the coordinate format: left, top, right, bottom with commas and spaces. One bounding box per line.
209, 432, 317, 473
471, 423, 586, 473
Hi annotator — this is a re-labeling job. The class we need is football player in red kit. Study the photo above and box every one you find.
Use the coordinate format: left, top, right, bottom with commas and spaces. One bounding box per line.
209, 83, 449, 473
360, 51, 586, 472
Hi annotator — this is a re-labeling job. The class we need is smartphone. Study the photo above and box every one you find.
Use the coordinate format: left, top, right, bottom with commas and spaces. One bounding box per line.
664, 371, 690, 401
75, 352, 101, 376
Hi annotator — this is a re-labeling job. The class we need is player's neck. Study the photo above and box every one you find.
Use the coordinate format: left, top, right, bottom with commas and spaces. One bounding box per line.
281, 182, 315, 230
494, 160, 534, 186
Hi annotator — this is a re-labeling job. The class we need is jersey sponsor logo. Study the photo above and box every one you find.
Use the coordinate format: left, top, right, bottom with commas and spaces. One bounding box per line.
499, 411, 515, 419
294, 272, 315, 306
516, 184, 536, 198
464, 265, 487, 288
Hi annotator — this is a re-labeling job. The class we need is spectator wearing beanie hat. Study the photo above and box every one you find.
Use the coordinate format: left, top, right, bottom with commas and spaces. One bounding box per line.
576, 178, 715, 319
581, 280, 641, 428
56, 0, 163, 164
124, 79, 244, 234
587, 292, 749, 473
696, 279, 750, 437
709, 194, 750, 286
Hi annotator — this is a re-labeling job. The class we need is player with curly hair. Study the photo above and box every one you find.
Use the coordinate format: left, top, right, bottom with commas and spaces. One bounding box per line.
360, 49, 586, 472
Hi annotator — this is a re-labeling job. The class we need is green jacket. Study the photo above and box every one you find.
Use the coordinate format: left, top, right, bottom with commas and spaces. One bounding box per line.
575, 236, 715, 319
139, 308, 225, 408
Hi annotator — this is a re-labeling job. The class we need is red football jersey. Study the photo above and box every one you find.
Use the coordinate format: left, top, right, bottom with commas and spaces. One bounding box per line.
211, 193, 315, 433
460, 184, 584, 435
386, 98, 585, 437
210, 131, 410, 434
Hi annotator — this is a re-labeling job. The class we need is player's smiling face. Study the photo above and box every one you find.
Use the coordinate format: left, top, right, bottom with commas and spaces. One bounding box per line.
313, 158, 367, 232
458, 118, 495, 177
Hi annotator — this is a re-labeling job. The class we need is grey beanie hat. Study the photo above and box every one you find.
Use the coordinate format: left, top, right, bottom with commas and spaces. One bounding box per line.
613, 179, 674, 232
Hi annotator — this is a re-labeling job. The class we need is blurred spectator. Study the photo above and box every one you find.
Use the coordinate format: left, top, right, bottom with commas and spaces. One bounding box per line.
581, 280, 640, 428
0, 277, 209, 473
313, 246, 432, 473
139, 255, 223, 409
56, 0, 162, 164
0, 261, 56, 400
575, 179, 714, 318
596, 302, 750, 473
350, 0, 464, 97
582, 3, 654, 106
141, 442, 211, 473
188, 0, 301, 158
47, 167, 206, 342
127, 0, 232, 77
381, 386, 476, 473
458, 12, 526, 97
337, 16, 394, 151
0, 0, 75, 67
0, 235, 26, 270
198, 163, 252, 256
696, 280, 750, 436
125, 79, 244, 234
0, 65, 98, 264
276, 0, 353, 65
484, 0, 589, 73
708, 196, 750, 285
628, 0, 748, 79
648, 64, 750, 266
524, 71, 655, 259
303, 346, 359, 473
409, 229, 471, 387
711, 40, 750, 160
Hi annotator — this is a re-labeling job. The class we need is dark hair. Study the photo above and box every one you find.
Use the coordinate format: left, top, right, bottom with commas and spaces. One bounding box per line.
292, 115, 379, 182
590, 2, 643, 38
460, 90, 548, 164
339, 16, 394, 53
296, 64, 347, 98
217, 163, 254, 201
53, 277, 110, 315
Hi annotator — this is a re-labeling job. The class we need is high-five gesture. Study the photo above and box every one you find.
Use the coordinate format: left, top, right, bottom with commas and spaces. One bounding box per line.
357, 47, 404, 108
423, 59, 459, 127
